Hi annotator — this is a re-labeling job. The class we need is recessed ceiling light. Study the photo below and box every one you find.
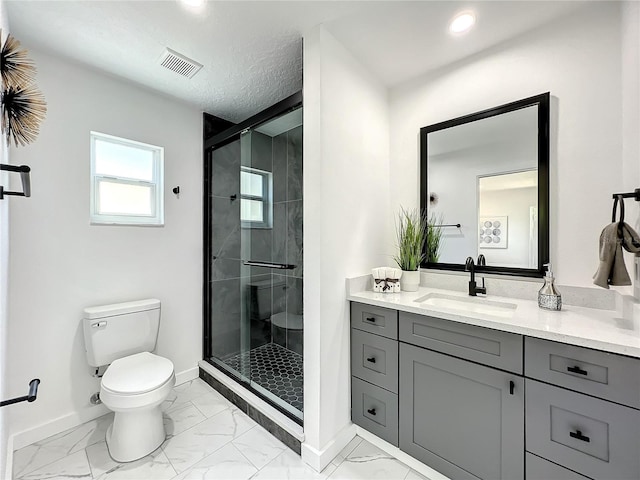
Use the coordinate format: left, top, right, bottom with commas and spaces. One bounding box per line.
180, 0, 204, 8
449, 11, 476, 35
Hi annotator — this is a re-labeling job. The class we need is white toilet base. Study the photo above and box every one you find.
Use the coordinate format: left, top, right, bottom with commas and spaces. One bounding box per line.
106, 405, 165, 462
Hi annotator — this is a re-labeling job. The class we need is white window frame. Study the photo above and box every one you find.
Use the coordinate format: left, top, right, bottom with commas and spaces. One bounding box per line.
90, 131, 164, 226
240, 166, 272, 229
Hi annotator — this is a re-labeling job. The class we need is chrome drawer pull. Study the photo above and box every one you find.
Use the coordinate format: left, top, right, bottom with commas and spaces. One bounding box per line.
364, 317, 376, 323
366, 357, 376, 363
367, 408, 376, 415
569, 430, 590, 443
567, 365, 588, 376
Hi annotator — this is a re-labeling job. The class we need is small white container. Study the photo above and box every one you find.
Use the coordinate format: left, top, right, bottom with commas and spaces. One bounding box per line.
400, 270, 420, 292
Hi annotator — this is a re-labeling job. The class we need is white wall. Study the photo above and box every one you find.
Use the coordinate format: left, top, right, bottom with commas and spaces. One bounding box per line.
479, 187, 537, 268
7, 48, 203, 446
1, 1, 11, 475
390, 2, 624, 287
303, 25, 390, 468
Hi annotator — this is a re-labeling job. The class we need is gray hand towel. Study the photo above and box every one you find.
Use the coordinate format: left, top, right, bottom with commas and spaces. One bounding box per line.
593, 222, 640, 289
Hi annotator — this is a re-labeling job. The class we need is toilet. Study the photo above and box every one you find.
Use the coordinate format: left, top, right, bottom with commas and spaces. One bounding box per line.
248, 278, 285, 321
82, 298, 175, 462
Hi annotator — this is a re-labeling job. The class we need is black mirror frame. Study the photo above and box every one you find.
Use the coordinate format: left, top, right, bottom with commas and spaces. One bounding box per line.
420, 92, 550, 278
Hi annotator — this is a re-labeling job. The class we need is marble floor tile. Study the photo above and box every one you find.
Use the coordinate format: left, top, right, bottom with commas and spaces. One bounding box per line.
13, 414, 112, 478
16, 450, 92, 480
164, 402, 207, 437
330, 436, 363, 467
85, 441, 176, 480
190, 390, 232, 418
327, 439, 411, 480
163, 379, 216, 413
405, 469, 431, 480
171, 443, 258, 480
161, 407, 256, 473
250, 450, 337, 480
231, 425, 287, 470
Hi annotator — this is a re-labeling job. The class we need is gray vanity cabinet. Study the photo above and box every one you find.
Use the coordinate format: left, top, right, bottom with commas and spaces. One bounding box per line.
399, 343, 524, 480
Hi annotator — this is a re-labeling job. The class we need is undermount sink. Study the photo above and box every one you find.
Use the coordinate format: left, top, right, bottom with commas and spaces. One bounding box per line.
414, 293, 517, 318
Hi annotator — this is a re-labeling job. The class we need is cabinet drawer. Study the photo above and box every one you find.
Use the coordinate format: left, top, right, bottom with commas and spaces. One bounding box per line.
526, 379, 640, 480
525, 337, 640, 409
351, 302, 398, 339
526, 453, 591, 480
399, 311, 523, 373
351, 376, 398, 446
351, 329, 398, 393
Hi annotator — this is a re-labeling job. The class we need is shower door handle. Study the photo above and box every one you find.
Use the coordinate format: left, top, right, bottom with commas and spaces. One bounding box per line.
243, 261, 295, 270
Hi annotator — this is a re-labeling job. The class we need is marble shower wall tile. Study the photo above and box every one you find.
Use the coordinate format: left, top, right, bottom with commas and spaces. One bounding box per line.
211, 140, 240, 198
287, 200, 303, 278
210, 196, 240, 260
272, 133, 287, 203
250, 131, 273, 172
272, 202, 287, 266
13, 413, 112, 478
210, 278, 241, 359
287, 125, 303, 202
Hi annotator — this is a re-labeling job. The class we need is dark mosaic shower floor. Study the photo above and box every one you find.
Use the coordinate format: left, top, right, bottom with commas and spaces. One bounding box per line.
222, 342, 303, 413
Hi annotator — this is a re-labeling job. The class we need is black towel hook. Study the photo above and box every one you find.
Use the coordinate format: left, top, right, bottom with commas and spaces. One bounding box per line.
612, 194, 625, 223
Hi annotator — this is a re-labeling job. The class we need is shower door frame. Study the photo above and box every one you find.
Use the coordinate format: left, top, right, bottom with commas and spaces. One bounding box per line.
203, 91, 303, 424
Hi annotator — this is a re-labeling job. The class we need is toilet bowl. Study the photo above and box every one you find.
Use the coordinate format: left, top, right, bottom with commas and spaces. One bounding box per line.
100, 352, 175, 462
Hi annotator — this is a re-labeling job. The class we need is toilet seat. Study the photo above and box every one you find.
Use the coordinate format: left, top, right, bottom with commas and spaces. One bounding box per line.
102, 352, 174, 395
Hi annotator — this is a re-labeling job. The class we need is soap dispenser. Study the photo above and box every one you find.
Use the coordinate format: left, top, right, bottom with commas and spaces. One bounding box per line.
538, 263, 562, 311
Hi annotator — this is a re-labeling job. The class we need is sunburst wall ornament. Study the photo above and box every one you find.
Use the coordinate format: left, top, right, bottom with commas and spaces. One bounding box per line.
2, 85, 47, 147
0, 29, 47, 147
1, 31, 36, 88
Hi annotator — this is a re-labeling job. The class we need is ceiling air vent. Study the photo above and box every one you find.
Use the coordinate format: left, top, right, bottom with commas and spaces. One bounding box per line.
159, 48, 203, 79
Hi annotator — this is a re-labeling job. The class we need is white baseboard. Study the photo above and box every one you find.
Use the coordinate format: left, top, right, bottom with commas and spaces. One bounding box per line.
355, 426, 450, 480
11, 365, 198, 451
11, 403, 110, 451
301, 423, 357, 472
4, 433, 13, 480
175, 366, 199, 386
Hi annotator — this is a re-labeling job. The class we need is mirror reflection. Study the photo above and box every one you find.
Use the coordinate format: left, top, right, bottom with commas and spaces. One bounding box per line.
421, 93, 549, 276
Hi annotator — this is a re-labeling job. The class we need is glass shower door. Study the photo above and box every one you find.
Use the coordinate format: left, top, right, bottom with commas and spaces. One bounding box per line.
207, 105, 303, 422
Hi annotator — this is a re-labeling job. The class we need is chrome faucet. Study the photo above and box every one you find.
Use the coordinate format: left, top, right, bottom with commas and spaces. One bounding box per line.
465, 255, 487, 296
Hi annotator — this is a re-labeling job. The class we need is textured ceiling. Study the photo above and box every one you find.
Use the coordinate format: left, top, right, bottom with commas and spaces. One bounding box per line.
6, 1, 588, 123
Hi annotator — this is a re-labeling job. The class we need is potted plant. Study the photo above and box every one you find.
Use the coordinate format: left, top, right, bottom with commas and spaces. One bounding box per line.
393, 207, 427, 291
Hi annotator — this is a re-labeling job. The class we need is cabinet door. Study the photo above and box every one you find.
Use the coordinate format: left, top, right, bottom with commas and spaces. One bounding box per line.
399, 343, 524, 480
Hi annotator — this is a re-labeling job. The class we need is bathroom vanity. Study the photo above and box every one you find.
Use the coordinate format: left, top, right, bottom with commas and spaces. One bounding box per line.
348, 289, 640, 480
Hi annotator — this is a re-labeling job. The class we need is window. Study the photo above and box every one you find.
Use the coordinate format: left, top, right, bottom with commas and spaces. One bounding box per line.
90, 132, 164, 225
240, 166, 272, 228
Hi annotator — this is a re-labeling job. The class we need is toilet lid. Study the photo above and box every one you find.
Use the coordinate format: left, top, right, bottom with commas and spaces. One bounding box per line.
271, 312, 303, 330
102, 352, 174, 395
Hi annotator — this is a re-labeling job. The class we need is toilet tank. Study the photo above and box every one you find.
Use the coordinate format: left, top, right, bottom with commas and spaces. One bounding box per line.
83, 299, 161, 367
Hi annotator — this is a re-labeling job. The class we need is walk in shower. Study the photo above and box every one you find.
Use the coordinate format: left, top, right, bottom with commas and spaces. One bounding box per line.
204, 94, 303, 422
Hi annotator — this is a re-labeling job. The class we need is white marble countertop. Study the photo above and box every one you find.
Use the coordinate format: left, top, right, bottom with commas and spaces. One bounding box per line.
347, 286, 640, 358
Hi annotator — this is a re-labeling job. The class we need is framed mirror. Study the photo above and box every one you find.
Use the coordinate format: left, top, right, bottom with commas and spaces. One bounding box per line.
420, 92, 550, 277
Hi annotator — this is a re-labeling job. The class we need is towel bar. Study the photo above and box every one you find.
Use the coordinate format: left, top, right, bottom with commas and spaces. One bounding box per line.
0, 379, 40, 407
0, 164, 31, 200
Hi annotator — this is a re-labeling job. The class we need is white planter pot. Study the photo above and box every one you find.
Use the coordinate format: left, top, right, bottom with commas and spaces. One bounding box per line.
401, 270, 420, 292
